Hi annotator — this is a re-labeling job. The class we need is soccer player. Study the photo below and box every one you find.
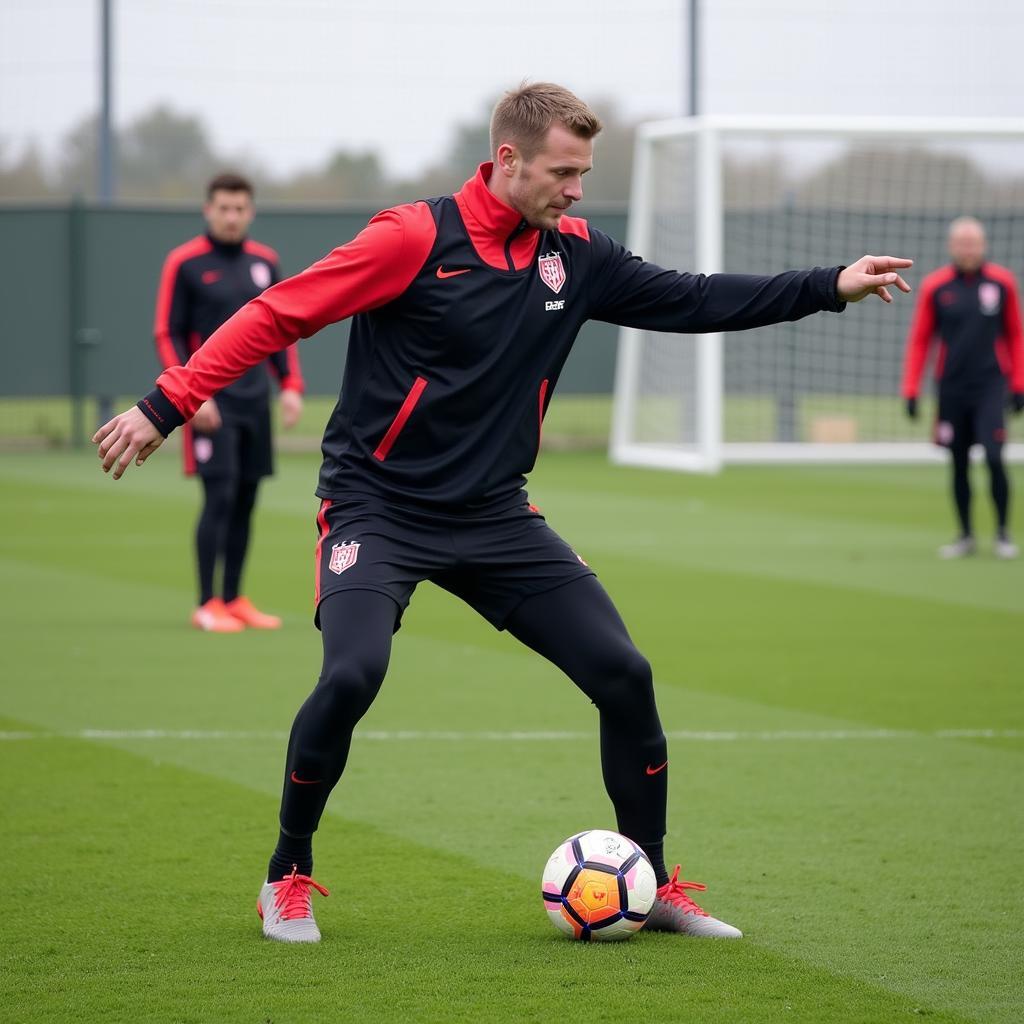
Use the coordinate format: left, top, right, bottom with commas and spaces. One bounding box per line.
155, 172, 305, 631
95, 83, 912, 943
902, 216, 1024, 559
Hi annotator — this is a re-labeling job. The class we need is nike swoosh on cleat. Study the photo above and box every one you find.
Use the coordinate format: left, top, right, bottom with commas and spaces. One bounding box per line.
436, 266, 471, 279
290, 771, 322, 785
645, 761, 669, 776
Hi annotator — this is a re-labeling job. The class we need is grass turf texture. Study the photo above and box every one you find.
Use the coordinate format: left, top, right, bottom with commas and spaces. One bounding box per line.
0, 392, 953, 449
1, 451, 1021, 1023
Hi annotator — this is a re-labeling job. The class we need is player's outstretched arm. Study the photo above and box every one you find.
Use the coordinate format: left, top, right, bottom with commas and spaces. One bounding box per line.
837, 255, 913, 304
93, 406, 164, 480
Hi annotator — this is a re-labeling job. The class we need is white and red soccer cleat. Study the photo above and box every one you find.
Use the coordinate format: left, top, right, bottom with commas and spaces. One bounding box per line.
191, 597, 245, 633
938, 536, 976, 560
994, 536, 1019, 560
646, 865, 743, 938
225, 596, 282, 630
257, 866, 329, 943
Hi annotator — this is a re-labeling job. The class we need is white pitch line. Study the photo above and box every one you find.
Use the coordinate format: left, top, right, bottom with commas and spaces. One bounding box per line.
0, 728, 1021, 742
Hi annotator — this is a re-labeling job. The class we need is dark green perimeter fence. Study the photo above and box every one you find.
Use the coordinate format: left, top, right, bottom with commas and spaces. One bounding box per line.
0, 201, 628, 450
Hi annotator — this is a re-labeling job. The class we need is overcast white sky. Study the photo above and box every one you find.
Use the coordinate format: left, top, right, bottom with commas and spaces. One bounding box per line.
3, 0, 1024, 179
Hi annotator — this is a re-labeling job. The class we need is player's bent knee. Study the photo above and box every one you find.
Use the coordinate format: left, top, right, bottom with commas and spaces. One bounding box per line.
983, 443, 1004, 467
587, 646, 655, 712
612, 645, 653, 690
315, 658, 387, 720
200, 477, 236, 517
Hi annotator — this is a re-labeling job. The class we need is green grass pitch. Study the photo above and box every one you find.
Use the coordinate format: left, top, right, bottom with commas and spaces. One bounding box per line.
1, 450, 1021, 1023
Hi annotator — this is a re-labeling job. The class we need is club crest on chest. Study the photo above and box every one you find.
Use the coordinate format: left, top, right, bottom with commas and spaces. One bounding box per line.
538, 252, 566, 294
250, 262, 272, 289
978, 281, 1001, 315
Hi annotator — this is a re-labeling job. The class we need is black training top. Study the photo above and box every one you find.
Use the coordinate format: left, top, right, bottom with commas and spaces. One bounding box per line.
902, 262, 1024, 399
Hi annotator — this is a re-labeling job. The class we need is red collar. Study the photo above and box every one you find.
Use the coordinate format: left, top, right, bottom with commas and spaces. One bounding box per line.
454, 163, 539, 271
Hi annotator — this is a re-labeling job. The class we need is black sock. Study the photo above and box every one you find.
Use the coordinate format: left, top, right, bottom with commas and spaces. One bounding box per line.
267, 829, 313, 883
638, 840, 669, 887
196, 476, 233, 605
988, 455, 1010, 534
951, 446, 972, 538
223, 479, 259, 603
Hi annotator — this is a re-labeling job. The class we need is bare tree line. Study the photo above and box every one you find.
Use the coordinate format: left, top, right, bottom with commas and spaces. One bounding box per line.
0, 100, 638, 204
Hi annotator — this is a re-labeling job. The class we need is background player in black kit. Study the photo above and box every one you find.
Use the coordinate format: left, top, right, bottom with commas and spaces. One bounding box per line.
155, 172, 305, 631
902, 216, 1024, 559
96, 83, 912, 944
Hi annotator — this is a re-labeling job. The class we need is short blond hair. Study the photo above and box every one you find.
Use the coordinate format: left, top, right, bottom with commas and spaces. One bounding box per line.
490, 82, 602, 160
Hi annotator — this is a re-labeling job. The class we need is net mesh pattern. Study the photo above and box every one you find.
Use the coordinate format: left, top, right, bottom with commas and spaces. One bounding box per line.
625, 129, 1024, 450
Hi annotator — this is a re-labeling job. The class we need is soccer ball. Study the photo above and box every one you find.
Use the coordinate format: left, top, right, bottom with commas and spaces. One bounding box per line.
541, 829, 657, 941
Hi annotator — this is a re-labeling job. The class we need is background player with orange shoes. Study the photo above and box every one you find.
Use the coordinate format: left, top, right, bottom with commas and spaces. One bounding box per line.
154, 172, 304, 630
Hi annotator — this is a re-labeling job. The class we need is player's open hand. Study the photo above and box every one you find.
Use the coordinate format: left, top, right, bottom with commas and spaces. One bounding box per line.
837, 256, 913, 304
191, 399, 222, 434
92, 406, 164, 480
280, 388, 303, 430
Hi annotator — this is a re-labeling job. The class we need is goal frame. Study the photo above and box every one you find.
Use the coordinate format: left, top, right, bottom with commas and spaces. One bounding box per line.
610, 115, 1024, 472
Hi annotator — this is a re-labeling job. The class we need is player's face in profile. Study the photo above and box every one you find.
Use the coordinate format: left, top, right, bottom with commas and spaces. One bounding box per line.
507, 125, 593, 230
948, 223, 986, 273
204, 189, 255, 244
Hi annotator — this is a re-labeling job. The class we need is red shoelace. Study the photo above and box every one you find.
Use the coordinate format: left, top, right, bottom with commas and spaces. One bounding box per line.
272, 867, 330, 921
656, 865, 710, 917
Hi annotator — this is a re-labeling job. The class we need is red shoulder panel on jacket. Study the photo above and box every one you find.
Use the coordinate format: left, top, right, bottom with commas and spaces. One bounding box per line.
557, 215, 590, 242
983, 262, 1018, 288
243, 239, 279, 263
393, 201, 438, 255
154, 236, 214, 366
919, 264, 956, 295
162, 235, 214, 273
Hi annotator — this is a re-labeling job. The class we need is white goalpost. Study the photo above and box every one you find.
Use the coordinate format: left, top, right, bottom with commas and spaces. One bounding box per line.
610, 116, 1024, 472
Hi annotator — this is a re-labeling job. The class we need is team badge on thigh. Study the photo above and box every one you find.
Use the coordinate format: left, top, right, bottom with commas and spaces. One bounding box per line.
934, 420, 954, 446
194, 436, 214, 463
538, 252, 566, 294
329, 541, 360, 575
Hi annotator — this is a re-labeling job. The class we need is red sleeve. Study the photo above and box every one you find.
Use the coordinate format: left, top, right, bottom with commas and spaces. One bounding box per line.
1005, 280, 1024, 393
901, 274, 939, 399
262, 255, 305, 393
155, 204, 436, 419
243, 239, 279, 265
990, 265, 1024, 393
154, 239, 208, 368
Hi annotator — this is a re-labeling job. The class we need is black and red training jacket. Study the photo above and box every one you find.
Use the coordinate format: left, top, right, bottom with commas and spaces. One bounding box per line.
154, 233, 303, 404
902, 262, 1024, 399
140, 163, 846, 510
153, 232, 304, 475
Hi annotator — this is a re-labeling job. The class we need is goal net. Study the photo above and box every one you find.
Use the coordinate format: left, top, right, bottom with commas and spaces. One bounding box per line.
611, 117, 1024, 471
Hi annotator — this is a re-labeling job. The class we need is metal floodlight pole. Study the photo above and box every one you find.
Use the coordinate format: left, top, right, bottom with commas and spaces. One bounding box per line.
98, 0, 116, 202
688, 0, 699, 117
75, 0, 115, 447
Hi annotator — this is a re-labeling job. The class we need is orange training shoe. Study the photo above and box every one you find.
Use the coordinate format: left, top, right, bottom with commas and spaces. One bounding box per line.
191, 597, 245, 633
224, 596, 282, 630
